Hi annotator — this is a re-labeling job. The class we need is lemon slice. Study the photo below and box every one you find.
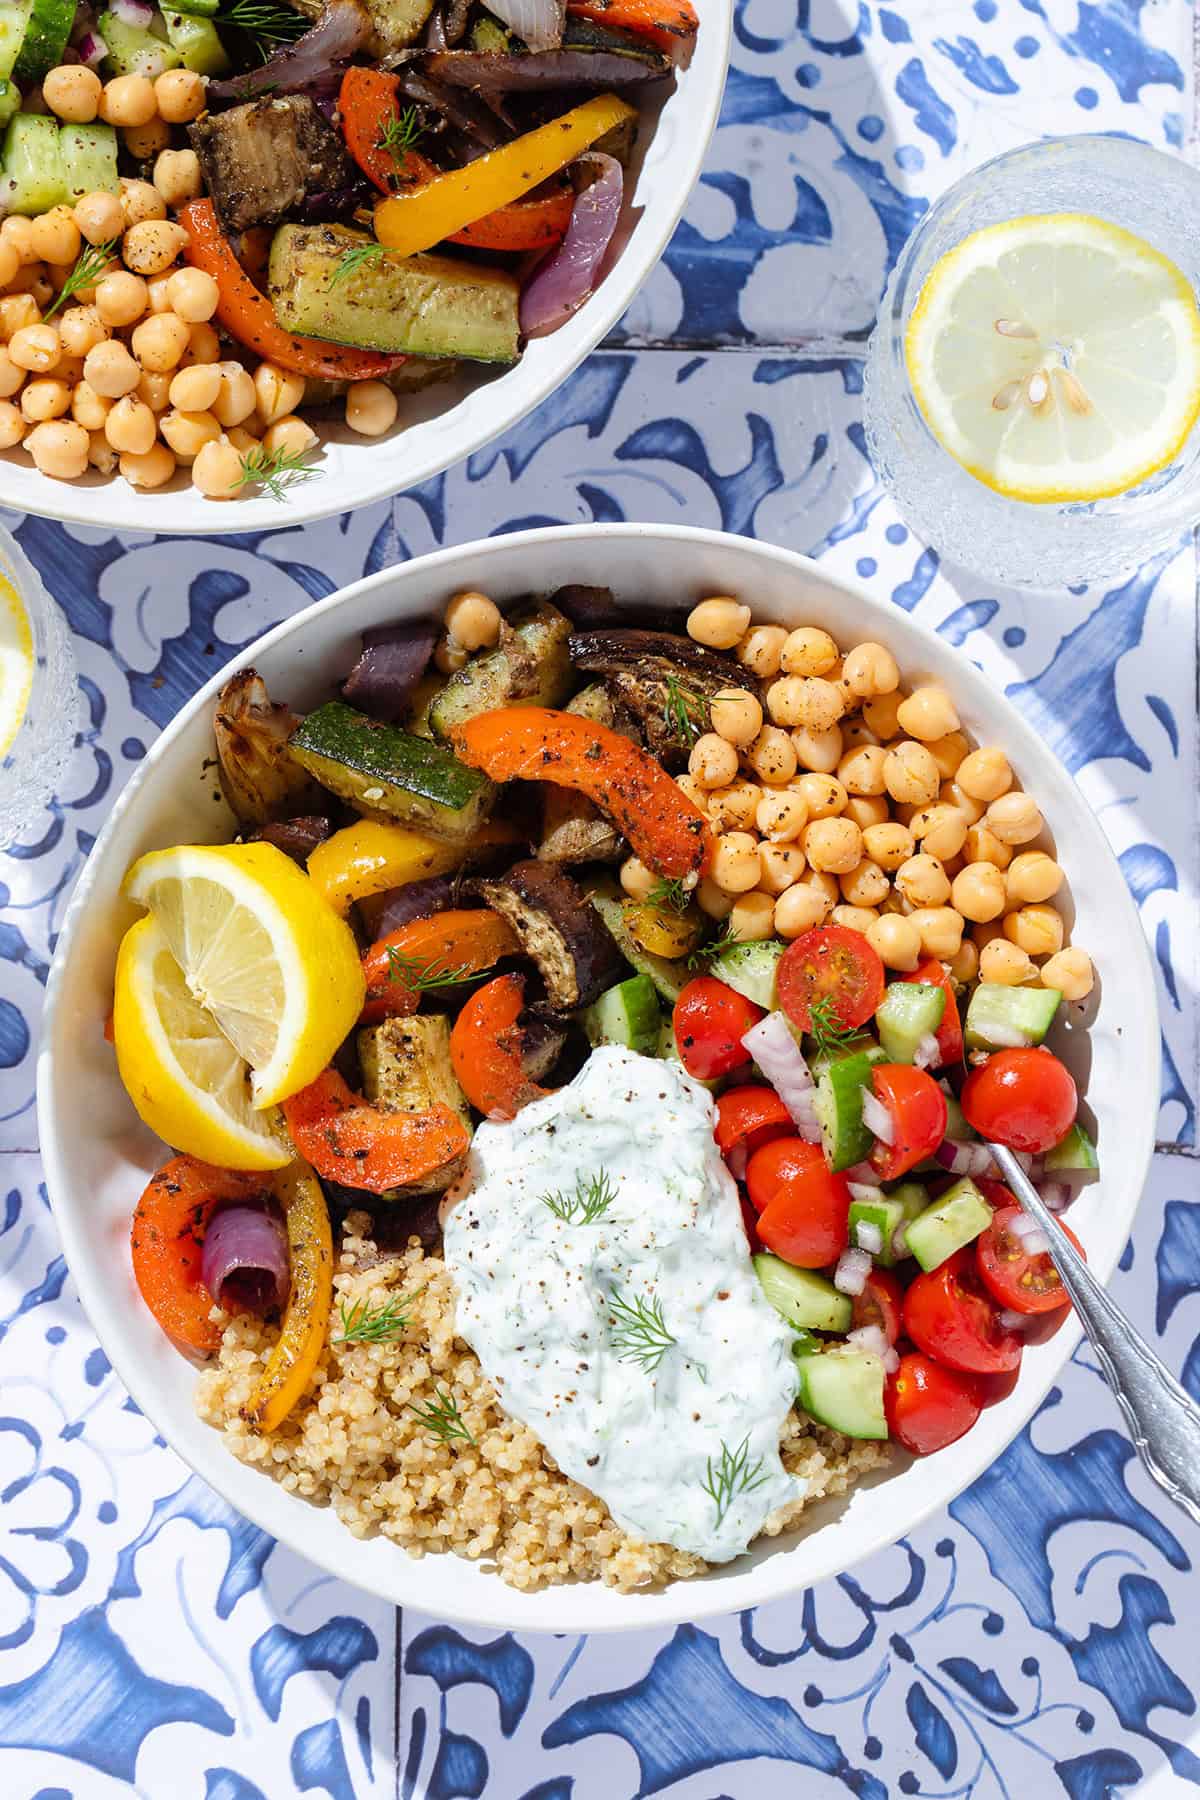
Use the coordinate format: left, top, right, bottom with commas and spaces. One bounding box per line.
114, 915, 291, 1169
0, 570, 33, 761
905, 212, 1200, 503
122, 841, 366, 1108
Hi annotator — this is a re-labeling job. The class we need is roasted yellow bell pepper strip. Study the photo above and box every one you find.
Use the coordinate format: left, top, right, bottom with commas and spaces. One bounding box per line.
307, 817, 520, 915
375, 93, 637, 259
240, 1159, 332, 1433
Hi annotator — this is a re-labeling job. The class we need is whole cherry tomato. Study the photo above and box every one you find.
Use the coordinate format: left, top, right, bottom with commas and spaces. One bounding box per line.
885, 1353, 983, 1455
961, 1047, 1077, 1154
672, 976, 763, 1081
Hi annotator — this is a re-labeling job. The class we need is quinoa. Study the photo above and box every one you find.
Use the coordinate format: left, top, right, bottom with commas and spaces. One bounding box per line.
195, 1211, 890, 1592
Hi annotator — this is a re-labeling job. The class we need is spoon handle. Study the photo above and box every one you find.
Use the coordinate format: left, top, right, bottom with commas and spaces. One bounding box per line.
988, 1143, 1200, 1528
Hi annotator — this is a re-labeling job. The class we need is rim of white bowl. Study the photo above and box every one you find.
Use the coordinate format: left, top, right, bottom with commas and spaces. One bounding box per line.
37, 523, 1160, 1631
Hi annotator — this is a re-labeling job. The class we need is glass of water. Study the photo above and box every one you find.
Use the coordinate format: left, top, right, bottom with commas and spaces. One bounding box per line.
0, 525, 78, 849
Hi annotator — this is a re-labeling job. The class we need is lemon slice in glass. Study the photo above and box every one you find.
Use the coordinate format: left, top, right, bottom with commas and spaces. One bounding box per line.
905, 212, 1200, 503
0, 569, 33, 761
122, 840, 366, 1108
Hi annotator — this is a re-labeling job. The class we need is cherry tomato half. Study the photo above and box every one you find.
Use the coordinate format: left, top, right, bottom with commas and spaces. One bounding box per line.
851, 1267, 904, 1344
715, 1085, 793, 1176
869, 1063, 948, 1181
672, 976, 763, 1081
777, 924, 885, 1035
903, 1247, 1023, 1375
750, 1137, 851, 1267
902, 958, 963, 1067
885, 1353, 982, 1455
976, 1204, 1086, 1315
961, 1046, 1077, 1153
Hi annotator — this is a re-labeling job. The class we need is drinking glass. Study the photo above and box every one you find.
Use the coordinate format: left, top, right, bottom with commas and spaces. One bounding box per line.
0, 525, 79, 848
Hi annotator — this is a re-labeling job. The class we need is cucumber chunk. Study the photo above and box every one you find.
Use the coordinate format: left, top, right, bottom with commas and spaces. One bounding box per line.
13, 0, 74, 83
807, 1034, 883, 1077
876, 980, 946, 1064
582, 974, 661, 1055
288, 701, 495, 845
753, 1254, 853, 1334
795, 1349, 888, 1439
1043, 1121, 1098, 1173
965, 982, 1061, 1050
904, 1177, 991, 1272
0, 81, 19, 129
98, 9, 181, 74
162, 9, 229, 74
0, 4, 33, 84
812, 1049, 877, 1172
710, 940, 784, 1010
164, 0, 219, 14
939, 1084, 975, 1141
848, 1193, 906, 1267
2, 114, 65, 216
885, 1180, 931, 1259
590, 895, 687, 1003
59, 122, 118, 201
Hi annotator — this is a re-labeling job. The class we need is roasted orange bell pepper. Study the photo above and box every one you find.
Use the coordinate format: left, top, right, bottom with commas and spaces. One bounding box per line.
449, 972, 547, 1121
240, 1159, 333, 1432
131, 1156, 269, 1354
568, 0, 698, 50
178, 200, 407, 382
361, 908, 521, 1022
450, 707, 712, 880
282, 1068, 470, 1194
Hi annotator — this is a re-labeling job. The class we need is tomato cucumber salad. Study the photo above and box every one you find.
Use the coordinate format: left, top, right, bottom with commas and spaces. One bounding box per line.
108, 581, 1099, 1581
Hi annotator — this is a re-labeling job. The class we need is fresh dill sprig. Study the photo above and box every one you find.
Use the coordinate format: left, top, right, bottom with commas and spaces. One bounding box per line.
409, 1386, 476, 1445
609, 1288, 676, 1374
379, 105, 426, 169
235, 444, 320, 504
805, 992, 861, 1060
386, 947, 471, 993
702, 1434, 769, 1529
541, 1169, 618, 1226
688, 920, 736, 969
214, 0, 308, 59
645, 876, 691, 916
43, 239, 118, 321
661, 675, 706, 747
334, 1289, 422, 1345
331, 242, 387, 287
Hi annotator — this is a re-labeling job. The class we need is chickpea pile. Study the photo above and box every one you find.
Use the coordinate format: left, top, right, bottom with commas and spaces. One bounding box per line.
0, 64, 399, 496
614, 596, 1094, 1003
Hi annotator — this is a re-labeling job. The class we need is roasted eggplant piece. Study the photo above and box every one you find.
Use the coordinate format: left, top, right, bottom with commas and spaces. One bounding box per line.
568, 628, 759, 762
214, 669, 322, 825
428, 598, 572, 738
358, 1014, 471, 1195
190, 97, 353, 235
288, 700, 496, 842
341, 621, 437, 723
538, 682, 636, 865
253, 815, 334, 862
549, 584, 625, 628
478, 860, 623, 1009
420, 16, 670, 89
518, 1008, 568, 1082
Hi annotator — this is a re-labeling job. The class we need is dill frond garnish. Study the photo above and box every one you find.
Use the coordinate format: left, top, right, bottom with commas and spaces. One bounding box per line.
661, 675, 707, 747
43, 239, 118, 320
334, 1290, 422, 1345
235, 444, 319, 503
702, 1434, 768, 1529
409, 1386, 476, 1445
385, 947, 471, 992
541, 1170, 617, 1226
609, 1288, 676, 1374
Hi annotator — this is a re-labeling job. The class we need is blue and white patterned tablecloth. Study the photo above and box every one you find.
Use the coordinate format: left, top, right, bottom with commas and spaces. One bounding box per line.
2, 3, 1199, 1795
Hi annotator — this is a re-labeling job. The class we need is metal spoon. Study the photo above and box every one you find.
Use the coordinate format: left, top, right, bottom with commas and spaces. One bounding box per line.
986, 1141, 1200, 1528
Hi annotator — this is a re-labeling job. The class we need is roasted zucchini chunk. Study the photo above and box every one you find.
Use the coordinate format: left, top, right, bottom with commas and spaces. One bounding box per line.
358, 1015, 471, 1196
428, 599, 572, 739
568, 628, 759, 762
538, 682, 635, 866
288, 700, 495, 844
478, 860, 623, 1010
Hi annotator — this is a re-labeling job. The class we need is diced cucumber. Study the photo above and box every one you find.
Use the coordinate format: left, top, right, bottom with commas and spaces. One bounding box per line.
1, 114, 64, 216
812, 1049, 877, 1172
876, 981, 946, 1064
165, 0, 218, 16
13, 0, 74, 83
807, 1034, 883, 1076
965, 982, 1061, 1050
162, 9, 229, 74
59, 122, 118, 201
753, 1254, 852, 1334
0, 4, 32, 84
939, 1085, 974, 1141
0, 81, 18, 129
710, 940, 784, 1011
795, 1348, 888, 1440
884, 1179, 931, 1260
98, 10, 181, 76
904, 1177, 991, 1272
591, 895, 687, 1003
582, 974, 661, 1056
1044, 1122, 1098, 1173
848, 1193, 906, 1267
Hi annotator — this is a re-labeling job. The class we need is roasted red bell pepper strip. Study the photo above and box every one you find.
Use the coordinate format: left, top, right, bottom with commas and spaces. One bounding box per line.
130, 1155, 268, 1353
902, 958, 964, 1067
281, 1068, 469, 1194
450, 972, 547, 1121
449, 708, 712, 881
360, 908, 522, 1022
178, 199, 407, 382
567, 0, 698, 51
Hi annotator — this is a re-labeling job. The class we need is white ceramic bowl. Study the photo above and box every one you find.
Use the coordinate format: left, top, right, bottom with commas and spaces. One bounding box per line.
0, 27, 730, 538
38, 524, 1158, 1632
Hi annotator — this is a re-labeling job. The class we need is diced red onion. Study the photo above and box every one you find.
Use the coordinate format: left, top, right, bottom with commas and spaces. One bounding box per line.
1038, 1179, 1074, 1214
208, 0, 372, 103
78, 30, 108, 66
486, 0, 565, 50
201, 1204, 290, 1315
740, 1012, 821, 1143
725, 1142, 748, 1183
852, 1219, 884, 1256
111, 0, 153, 24
834, 1247, 872, 1296
998, 1308, 1029, 1333
341, 621, 437, 722
845, 1159, 878, 1185
519, 152, 623, 336
891, 1222, 910, 1259
860, 1088, 896, 1146
1009, 1211, 1045, 1247
847, 1324, 888, 1358
913, 1032, 941, 1071
933, 1138, 995, 1178
847, 1180, 885, 1206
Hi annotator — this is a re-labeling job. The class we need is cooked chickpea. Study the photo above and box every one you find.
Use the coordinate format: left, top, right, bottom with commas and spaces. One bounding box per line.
780, 626, 838, 676
1041, 946, 1094, 1002
144, 270, 173, 316
1003, 904, 1063, 958
118, 178, 167, 230
57, 305, 107, 359
866, 912, 922, 972
225, 425, 260, 457
768, 674, 840, 733
840, 857, 889, 909
120, 440, 176, 488
683, 731, 734, 790
345, 377, 397, 438
836, 743, 887, 797
1005, 851, 1063, 906
951, 862, 1007, 923
774, 881, 833, 937
168, 362, 221, 413
859, 821, 912, 871
909, 906, 964, 959
940, 777, 985, 826
697, 877, 734, 920
26, 418, 88, 478
137, 369, 171, 413
152, 148, 202, 206
883, 739, 940, 806
124, 118, 170, 161
709, 687, 762, 748
841, 717, 880, 752
102, 394, 155, 455
706, 779, 762, 832
131, 311, 190, 374
1, 217, 37, 266
154, 68, 206, 124
687, 596, 750, 650
843, 641, 899, 698
896, 684, 959, 742
30, 206, 80, 269
728, 891, 777, 942
957, 746, 1012, 803
831, 904, 877, 935
0, 295, 41, 339
12, 269, 52, 310
434, 635, 467, 674
745, 725, 797, 785
973, 919, 1007, 953
755, 788, 807, 842
0, 402, 26, 448
8, 322, 59, 375
804, 815, 863, 875
619, 854, 657, 902
82, 338, 139, 398
845, 794, 889, 829
122, 220, 187, 276
986, 791, 1043, 846
156, 274, 213, 335
100, 74, 157, 128
43, 63, 103, 122
948, 938, 979, 985
159, 407, 220, 460
791, 722, 843, 775
895, 853, 951, 909
794, 772, 846, 819
675, 772, 708, 811
95, 271, 147, 329
211, 362, 256, 429
758, 844, 807, 896
72, 190, 124, 249
980, 938, 1038, 985
710, 831, 762, 894
927, 729, 969, 779
262, 414, 316, 460
736, 623, 787, 679
71, 380, 110, 430
0, 240, 18, 291
909, 802, 967, 862
195, 433, 256, 499
20, 379, 70, 422
443, 590, 501, 654
55, 352, 85, 386
183, 322, 220, 366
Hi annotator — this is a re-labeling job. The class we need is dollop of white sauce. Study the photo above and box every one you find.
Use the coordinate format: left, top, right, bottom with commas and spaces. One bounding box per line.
443, 1046, 803, 1562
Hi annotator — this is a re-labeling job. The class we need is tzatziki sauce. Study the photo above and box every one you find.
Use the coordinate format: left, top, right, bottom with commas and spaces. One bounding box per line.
443, 1045, 803, 1562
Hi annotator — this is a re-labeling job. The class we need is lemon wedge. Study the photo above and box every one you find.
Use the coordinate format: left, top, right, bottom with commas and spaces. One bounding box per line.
0, 570, 33, 761
904, 212, 1200, 503
122, 841, 366, 1108
114, 914, 291, 1169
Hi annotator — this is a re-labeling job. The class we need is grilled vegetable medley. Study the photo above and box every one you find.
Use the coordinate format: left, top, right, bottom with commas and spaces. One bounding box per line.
0, 0, 695, 496
109, 582, 1100, 1578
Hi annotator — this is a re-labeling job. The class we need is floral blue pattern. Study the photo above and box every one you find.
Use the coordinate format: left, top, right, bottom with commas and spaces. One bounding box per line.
0, 0, 1198, 1794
